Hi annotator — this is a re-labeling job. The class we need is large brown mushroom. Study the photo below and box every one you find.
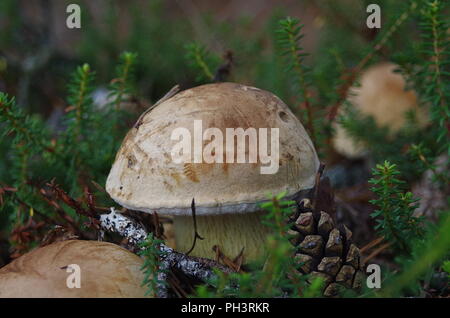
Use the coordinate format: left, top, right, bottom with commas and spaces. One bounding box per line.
0, 240, 149, 298
332, 62, 428, 158
106, 82, 319, 263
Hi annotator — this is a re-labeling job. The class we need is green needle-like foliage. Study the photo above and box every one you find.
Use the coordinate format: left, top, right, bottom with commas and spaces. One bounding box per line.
0, 52, 138, 252
276, 17, 316, 145
415, 0, 449, 154
61, 64, 96, 191
409, 143, 449, 186
184, 42, 220, 83
369, 161, 425, 254
64, 63, 95, 143
109, 52, 138, 112
139, 234, 168, 297
0, 94, 50, 158
339, 104, 440, 181
0, 94, 55, 230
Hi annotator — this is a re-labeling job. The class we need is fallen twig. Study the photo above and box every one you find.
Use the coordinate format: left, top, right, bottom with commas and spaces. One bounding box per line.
99, 208, 234, 298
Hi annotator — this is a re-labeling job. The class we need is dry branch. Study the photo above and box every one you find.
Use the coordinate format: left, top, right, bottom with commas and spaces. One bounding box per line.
99, 208, 233, 297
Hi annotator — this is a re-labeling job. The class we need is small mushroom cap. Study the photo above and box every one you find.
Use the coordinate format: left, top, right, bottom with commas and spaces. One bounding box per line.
333, 62, 428, 158
106, 82, 319, 215
0, 240, 149, 298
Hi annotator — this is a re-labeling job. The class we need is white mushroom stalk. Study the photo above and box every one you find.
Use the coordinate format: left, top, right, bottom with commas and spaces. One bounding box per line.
173, 211, 272, 263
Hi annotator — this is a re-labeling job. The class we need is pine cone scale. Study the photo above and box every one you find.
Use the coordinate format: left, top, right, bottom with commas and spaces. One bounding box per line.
289, 198, 365, 297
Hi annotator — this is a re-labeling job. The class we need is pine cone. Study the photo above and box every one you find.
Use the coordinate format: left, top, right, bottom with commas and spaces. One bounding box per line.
288, 198, 365, 297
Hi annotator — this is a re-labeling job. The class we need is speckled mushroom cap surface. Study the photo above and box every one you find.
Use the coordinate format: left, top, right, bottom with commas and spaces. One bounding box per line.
0, 240, 149, 298
106, 82, 320, 215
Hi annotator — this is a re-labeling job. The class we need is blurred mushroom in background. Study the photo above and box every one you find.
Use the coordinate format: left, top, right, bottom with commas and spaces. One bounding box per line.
332, 62, 429, 159
0, 240, 150, 298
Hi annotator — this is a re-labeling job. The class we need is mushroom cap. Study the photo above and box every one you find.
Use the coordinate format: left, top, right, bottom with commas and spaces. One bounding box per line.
333, 62, 428, 158
106, 82, 319, 215
0, 240, 149, 298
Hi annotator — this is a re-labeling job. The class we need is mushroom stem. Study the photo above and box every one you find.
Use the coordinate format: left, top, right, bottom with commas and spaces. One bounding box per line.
173, 211, 272, 263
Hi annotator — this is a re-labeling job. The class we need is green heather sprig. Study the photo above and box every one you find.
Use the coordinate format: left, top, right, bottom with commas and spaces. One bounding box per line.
369, 161, 425, 254
139, 234, 168, 297
0, 93, 51, 158
339, 104, 439, 181
0, 53, 138, 249
64, 63, 95, 144
416, 0, 449, 154
109, 51, 138, 112
61, 63, 96, 192
184, 42, 219, 83
0, 93, 54, 187
276, 17, 316, 145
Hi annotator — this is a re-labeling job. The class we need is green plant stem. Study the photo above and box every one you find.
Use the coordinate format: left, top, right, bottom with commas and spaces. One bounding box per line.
194, 49, 214, 80
113, 56, 132, 112
73, 66, 89, 143
428, 1, 449, 140
283, 20, 316, 144
382, 167, 409, 253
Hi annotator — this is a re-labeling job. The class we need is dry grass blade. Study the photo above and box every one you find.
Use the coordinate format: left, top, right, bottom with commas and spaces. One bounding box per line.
212, 245, 244, 273
90, 180, 107, 193
167, 271, 189, 298
362, 242, 391, 266
360, 236, 385, 254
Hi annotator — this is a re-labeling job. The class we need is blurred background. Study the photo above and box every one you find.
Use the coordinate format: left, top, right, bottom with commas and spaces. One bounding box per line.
0, 0, 403, 115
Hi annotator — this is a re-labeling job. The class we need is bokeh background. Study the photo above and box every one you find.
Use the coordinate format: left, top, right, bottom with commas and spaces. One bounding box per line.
1, 0, 405, 115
